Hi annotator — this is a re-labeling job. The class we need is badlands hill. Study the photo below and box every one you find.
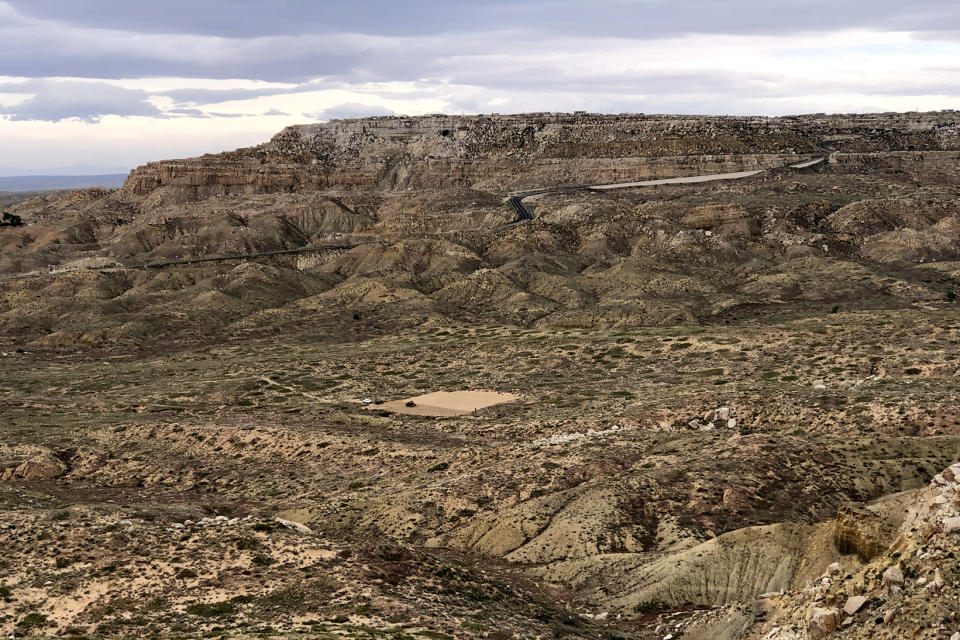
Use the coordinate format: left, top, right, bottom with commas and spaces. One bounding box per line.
1, 112, 960, 639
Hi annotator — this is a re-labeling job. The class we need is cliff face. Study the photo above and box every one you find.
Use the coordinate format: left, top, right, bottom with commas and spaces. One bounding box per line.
117, 112, 960, 205
9, 111, 960, 270
123, 114, 819, 201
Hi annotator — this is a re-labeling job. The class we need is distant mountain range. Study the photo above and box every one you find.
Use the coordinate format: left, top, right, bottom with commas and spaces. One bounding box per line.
0, 174, 128, 192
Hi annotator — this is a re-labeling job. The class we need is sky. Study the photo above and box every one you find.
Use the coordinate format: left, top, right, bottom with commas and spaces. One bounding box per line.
1, 0, 959, 174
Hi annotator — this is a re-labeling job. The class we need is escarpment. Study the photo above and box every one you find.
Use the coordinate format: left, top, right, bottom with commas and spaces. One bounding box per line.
116, 111, 960, 205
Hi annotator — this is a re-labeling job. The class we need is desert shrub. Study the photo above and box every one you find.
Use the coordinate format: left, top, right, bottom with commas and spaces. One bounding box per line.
257, 578, 337, 613
1, 212, 23, 226
251, 554, 274, 567
236, 537, 259, 551
186, 601, 236, 618
633, 599, 668, 614
17, 613, 48, 629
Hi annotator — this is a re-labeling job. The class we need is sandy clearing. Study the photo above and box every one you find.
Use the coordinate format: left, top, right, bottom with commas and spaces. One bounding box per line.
372, 390, 519, 416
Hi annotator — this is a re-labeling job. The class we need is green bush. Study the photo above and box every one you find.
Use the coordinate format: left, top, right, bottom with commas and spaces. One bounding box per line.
1, 212, 23, 227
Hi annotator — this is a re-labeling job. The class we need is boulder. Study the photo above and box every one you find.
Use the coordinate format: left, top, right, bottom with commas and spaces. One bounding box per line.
944, 517, 960, 534
276, 517, 313, 535
842, 595, 868, 616
826, 562, 844, 577
882, 566, 904, 588
807, 607, 839, 639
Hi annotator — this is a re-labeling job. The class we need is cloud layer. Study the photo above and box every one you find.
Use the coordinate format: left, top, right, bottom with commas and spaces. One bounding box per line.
1, 0, 959, 172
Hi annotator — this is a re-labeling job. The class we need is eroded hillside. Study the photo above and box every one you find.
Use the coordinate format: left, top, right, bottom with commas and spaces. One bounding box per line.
1, 112, 959, 639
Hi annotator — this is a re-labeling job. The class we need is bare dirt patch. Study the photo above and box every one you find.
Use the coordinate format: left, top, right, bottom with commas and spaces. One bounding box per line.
374, 390, 519, 416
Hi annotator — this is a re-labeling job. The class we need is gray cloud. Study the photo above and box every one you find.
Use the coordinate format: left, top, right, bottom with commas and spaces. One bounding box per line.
162, 87, 299, 104
8, 0, 960, 39
2, 0, 959, 84
0, 79, 163, 122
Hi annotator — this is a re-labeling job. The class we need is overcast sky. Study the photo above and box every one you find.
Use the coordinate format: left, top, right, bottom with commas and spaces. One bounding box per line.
1, 0, 959, 174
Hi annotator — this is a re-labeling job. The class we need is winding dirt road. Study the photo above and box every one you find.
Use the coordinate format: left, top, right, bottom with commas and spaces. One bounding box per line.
503, 156, 827, 226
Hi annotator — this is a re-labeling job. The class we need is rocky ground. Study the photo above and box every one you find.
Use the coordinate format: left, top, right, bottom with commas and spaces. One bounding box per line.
1, 112, 960, 639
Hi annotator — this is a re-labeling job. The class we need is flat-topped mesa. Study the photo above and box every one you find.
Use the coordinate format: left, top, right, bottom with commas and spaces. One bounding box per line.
264, 112, 821, 159
120, 111, 960, 205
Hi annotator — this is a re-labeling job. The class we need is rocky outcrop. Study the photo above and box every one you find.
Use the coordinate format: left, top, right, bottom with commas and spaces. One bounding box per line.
832, 503, 897, 562
710, 462, 960, 639
1, 452, 67, 482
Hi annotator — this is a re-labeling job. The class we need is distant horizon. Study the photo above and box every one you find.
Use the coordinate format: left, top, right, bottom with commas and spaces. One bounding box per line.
0, 173, 127, 192
3, 105, 959, 176
0, 169, 130, 178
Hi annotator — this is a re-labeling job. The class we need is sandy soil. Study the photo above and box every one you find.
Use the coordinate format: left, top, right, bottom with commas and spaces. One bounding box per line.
374, 390, 519, 416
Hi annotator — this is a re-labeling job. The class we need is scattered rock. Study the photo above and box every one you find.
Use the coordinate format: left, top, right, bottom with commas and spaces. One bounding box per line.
275, 518, 313, 535
807, 607, 839, 639
943, 465, 960, 482
943, 517, 960, 533
882, 566, 904, 589
843, 595, 868, 616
